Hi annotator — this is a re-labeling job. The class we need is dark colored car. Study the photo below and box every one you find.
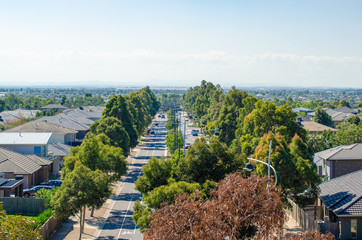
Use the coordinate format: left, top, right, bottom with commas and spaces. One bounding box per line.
154, 123, 159, 126
40, 180, 63, 188
150, 130, 155, 134
23, 185, 53, 197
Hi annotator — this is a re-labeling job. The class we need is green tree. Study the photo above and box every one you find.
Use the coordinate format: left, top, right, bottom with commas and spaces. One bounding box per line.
133, 181, 201, 232
62, 134, 128, 182
51, 164, 111, 240
89, 117, 130, 156
253, 132, 320, 206
175, 137, 242, 184
314, 109, 333, 127
103, 95, 138, 148
135, 157, 174, 194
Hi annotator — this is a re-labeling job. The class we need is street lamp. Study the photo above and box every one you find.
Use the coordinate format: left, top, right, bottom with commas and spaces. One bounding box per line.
243, 141, 277, 188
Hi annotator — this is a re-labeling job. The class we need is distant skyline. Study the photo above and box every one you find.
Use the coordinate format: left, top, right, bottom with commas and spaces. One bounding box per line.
1, 1, 362, 88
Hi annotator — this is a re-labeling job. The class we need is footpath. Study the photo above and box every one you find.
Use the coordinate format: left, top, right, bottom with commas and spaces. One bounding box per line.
51, 146, 141, 240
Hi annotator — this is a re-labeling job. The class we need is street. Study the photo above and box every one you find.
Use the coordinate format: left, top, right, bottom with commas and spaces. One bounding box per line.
94, 116, 168, 240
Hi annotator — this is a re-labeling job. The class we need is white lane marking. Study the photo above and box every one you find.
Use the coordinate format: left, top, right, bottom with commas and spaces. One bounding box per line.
94, 148, 140, 238
117, 138, 155, 239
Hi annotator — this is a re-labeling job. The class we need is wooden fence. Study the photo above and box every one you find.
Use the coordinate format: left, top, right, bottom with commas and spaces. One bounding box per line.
287, 199, 319, 231
0, 197, 45, 215
39, 215, 63, 240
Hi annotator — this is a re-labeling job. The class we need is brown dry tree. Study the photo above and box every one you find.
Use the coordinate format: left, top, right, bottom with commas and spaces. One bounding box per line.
144, 172, 286, 240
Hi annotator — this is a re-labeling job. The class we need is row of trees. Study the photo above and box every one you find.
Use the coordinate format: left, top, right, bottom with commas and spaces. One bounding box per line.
50, 87, 159, 240
0, 93, 104, 112
132, 82, 327, 238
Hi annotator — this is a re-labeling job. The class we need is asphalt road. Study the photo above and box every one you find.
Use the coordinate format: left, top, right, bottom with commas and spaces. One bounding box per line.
94, 116, 167, 240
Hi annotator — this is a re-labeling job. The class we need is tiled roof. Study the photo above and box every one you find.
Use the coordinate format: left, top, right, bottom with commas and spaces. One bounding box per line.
48, 142, 72, 157
292, 107, 314, 113
313, 146, 344, 167
0, 132, 52, 145
335, 106, 358, 114
5, 121, 77, 134
299, 121, 337, 133
0, 109, 40, 122
320, 169, 362, 216
0, 148, 43, 174
40, 104, 69, 110
319, 143, 362, 161
36, 115, 90, 131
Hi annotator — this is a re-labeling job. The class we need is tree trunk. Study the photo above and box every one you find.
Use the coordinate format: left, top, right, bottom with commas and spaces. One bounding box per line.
82, 206, 86, 233
79, 207, 83, 240
90, 206, 95, 217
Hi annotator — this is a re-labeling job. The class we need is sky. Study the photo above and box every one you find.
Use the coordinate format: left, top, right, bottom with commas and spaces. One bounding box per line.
0, 0, 362, 88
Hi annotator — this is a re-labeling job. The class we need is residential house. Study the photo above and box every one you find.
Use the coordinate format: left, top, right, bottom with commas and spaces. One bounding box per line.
36, 106, 103, 141
318, 170, 362, 239
0, 148, 52, 188
325, 107, 360, 127
0, 108, 40, 125
316, 143, 362, 180
0, 132, 52, 157
48, 142, 72, 171
292, 107, 315, 118
335, 106, 358, 115
4, 121, 76, 145
40, 104, 69, 111
0, 172, 24, 197
297, 117, 337, 134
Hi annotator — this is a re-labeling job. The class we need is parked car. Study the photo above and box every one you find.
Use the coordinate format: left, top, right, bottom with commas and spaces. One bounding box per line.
154, 123, 159, 127
185, 143, 191, 149
23, 185, 53, 197
40, 179, 63, 188
192, 130, 198, 136
150, 130, 155, 135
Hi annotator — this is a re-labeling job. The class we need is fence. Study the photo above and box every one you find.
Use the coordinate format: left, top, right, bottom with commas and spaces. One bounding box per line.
39, 215, 63, 240
0, 197, 45, 215
287, 199, 319, 231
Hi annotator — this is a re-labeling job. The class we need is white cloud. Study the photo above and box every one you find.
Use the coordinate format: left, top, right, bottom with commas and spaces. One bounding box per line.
0, 49, 361, 87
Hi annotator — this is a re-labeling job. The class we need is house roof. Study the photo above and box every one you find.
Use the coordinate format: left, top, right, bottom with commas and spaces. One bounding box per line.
40, 104, 69, 110
335, 106, 358, 114
5, 121, 77, 134
36, 115, 90, 131
320, 169, 362, 215
331, 112, 354, 122
319, 143, 362, 161
292, 107, 314, 113
296, 116, 312, 122
0, 148, 52, 175
0, 178, 24, 189
48, 142, 72, 157
0, 132, 52, 145
0, 109, 40, 122
299, 121, 337, 133
313, 146, 344, 167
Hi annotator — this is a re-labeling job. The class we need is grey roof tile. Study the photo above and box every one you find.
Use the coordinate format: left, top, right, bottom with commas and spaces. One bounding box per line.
320, 169, 362, 215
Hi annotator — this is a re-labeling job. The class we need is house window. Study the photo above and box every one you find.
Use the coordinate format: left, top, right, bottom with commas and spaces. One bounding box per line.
351, 219, 357, 238
34, 146, 41, 154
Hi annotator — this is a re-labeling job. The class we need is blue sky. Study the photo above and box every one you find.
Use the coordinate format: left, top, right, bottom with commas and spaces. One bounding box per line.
0, 0, 362, 88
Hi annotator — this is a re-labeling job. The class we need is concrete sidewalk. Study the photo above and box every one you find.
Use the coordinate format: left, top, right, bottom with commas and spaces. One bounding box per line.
283, 213, 304, 237
51, 147, 141, 240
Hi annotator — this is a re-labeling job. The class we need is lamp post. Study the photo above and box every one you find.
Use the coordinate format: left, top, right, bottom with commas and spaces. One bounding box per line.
244, 157, 277, 186
243, 141, 277, 191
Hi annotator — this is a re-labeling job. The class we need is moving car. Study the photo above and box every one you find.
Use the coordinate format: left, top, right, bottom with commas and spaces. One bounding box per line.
192, 130, 198, 136
23, 185, 53, 197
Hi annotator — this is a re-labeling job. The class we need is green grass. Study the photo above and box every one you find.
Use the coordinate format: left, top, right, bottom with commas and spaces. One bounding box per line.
140, 137, 150, 141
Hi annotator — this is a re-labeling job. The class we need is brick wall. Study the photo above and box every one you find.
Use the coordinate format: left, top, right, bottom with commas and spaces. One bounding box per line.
333, 160, 362, 178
